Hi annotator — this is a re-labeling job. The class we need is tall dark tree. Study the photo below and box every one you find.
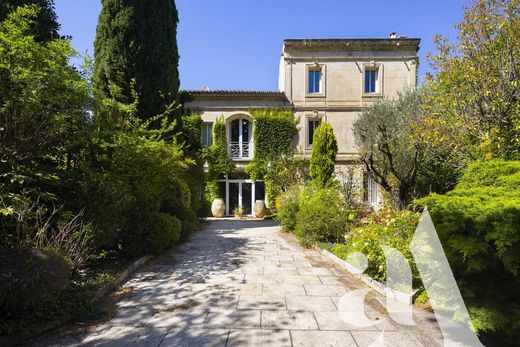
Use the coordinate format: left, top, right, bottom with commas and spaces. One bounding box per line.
93, 0, 180, 122
0, 0, 60, 42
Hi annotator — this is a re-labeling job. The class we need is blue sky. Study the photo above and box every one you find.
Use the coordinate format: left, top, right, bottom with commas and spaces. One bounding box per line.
54, 0, 468, 91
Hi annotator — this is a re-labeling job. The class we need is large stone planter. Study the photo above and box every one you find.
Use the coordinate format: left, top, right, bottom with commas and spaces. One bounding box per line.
253, 200, 266, 218
211, 198, 225, 218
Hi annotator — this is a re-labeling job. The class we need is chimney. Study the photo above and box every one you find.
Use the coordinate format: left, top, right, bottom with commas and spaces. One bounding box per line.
389, 32, 397, 39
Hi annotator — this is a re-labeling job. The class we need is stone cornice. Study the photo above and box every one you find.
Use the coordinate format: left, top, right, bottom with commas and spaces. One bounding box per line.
184, 90, 289, 101
283, 38, 420, 53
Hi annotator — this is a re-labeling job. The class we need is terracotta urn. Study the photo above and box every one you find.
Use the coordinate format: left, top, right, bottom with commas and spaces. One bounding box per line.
253, 200, 266, 218
211, 198, 225, 218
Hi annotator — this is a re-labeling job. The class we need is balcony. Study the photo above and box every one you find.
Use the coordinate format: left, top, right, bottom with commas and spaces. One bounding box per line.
229, 141, 253, 160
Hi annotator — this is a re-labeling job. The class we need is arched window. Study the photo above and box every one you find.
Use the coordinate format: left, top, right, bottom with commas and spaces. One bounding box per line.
229, 117, 252, 159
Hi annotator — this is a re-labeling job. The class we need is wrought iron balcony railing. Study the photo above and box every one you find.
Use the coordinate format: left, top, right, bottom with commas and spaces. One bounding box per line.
229, 141, 252, 160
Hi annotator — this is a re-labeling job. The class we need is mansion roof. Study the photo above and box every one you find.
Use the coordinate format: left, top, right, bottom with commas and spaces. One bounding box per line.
185, 90, 288, 101
283, 38, 421, 52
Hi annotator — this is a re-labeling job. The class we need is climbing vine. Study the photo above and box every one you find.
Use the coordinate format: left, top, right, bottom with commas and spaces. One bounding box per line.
246, 109, 299, 180
244, 109, 299, 207
203, 116, 234, 201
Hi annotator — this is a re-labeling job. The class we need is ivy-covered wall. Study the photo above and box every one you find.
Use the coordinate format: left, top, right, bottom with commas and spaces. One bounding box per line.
246, 109, 299, 207
246, 109, 299, 180
203, 116, 234, 202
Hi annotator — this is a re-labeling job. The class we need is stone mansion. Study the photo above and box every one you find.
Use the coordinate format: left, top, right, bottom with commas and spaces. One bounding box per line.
186, 37, 420, 216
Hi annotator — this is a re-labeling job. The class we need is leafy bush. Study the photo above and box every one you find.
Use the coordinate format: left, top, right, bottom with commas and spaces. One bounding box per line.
295, 184, 354, 245
340, 210, 421, 286
310, 122, 338, 187
265, 155, 309, 209
0, 248, 71, 317
81, 130, 193, 255
0, 5, 89, 166
275, 184, 301, 231
145, 213, 182, 254
416, 160, 520, 342
180, 113, 206, 218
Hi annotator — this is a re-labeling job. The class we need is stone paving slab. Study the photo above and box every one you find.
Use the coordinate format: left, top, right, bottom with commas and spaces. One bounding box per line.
290, 330, 357, 347
227, 329, 291, 347
32, 220, 444, 347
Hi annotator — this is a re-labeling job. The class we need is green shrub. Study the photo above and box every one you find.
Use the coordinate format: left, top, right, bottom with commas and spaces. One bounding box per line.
0, 248, 71, 316
295, 184, 354, 245
145, 213, 182, 254
275, 184, 301, 231
81, 130, 192, 255
341, 210, 421, 286
265, 155, 309, 209
416, 160, 520, 342
310, 122, 338, 187
456, 159, 520, 190
161, 176, 197, 240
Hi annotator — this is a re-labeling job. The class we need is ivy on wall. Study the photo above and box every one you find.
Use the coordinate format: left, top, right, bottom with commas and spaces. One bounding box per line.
203, 116, 234, 201
245, 109, 299, 207
246, 109, 299, 180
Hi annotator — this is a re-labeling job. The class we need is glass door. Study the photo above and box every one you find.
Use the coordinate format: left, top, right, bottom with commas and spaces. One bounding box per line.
228, 182, 239, 215
242, 183, 252, 215
226, 180, 255, 215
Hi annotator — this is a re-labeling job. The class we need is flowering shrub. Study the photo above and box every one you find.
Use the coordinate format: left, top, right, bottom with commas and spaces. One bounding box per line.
326, 209, 421, 287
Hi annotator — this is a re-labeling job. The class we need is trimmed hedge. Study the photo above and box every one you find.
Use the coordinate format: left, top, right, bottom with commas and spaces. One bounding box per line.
146, 213, 182, 254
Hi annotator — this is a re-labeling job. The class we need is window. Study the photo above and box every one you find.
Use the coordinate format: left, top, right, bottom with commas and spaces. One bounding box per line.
201, 122, 213, 146
308, 69, 321, 94
308, 119, 321, 145
364, 69, 378, 93
229, 118, 252, 159
363, 173, 378, 206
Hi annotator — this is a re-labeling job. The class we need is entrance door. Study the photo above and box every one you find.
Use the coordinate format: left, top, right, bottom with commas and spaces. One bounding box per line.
225, 180, 255, 215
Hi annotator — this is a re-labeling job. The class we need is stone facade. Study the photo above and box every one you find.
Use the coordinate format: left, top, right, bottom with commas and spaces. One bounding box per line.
185, 37, 420, 214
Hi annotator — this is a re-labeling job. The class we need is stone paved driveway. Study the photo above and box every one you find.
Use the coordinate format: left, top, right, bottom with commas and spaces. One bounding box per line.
34, 220, 443, 347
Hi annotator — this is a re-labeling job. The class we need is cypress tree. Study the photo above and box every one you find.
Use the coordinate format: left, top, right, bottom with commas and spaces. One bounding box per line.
310, 122, 338, 187
0, 0, 60, 42
93, 0, 180, 122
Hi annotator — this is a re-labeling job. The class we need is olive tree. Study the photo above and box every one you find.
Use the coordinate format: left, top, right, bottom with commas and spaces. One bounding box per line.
353, 89, 423, 210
